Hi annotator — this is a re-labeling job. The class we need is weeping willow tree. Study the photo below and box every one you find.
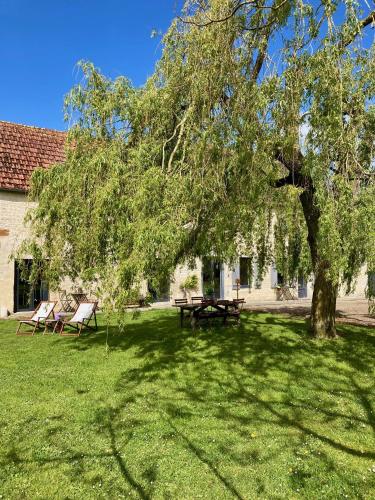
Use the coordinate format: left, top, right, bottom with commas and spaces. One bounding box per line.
21, 0, 375, 338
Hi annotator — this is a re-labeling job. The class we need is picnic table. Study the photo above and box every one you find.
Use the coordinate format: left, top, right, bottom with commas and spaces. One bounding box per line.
173, 299, 243, 327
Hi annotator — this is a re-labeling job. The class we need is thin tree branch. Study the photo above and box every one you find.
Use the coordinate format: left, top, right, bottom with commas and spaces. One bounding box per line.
179, 0, 288, 28
162, 112, 189, 170
251, 15, 274, 80
167, 111, 190, 173
342, 9, 375, 47
179, 1, 256, 27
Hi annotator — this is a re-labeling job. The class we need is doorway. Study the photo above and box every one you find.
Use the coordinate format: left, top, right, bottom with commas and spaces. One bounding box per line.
147, 276, 171, 302
14, 260, 49, 312
202, 257, 223, 298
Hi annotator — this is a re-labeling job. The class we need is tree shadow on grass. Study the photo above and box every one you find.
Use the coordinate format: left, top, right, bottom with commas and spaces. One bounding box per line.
23, 311, 375, 496
1, 411, 152, 499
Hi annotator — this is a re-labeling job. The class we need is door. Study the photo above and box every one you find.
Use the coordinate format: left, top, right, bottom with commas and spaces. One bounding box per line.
298, 276, 308, 298
202, 257, 223, 298
14, 260, 49, 312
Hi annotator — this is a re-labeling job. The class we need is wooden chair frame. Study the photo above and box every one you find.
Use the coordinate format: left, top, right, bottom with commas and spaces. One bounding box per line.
174, 298, 191, 324
16, 301, 57, 336
191, 296, 204, 303
58, 289, 75, 312
71, 292, 90, 307
174, 298, 188, 305
278, 285, 297, 301
227, 298, 245, 324
58, 301, 98, 337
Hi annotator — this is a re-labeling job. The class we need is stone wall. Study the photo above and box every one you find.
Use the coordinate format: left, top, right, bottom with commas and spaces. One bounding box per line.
0, 189, 370, 315
0, 190, 33, 314
0, 190, 63, 315
169, 262, 281, 303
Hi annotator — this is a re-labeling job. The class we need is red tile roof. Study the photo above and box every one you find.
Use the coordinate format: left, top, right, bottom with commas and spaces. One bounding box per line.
0, 121, 66, 192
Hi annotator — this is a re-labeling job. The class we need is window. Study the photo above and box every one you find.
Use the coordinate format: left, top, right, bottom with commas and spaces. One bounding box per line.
202, 257, 222, 298
14, 259, 49, 312
239, 257, 251, 287
233, 257, 261, 289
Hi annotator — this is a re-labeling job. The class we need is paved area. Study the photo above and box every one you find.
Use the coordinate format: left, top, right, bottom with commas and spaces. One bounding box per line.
245, 298, 375, 327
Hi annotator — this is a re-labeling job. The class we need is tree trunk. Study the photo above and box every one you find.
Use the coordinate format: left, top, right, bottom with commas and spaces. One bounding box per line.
311, 265, 337, 338
299, 189, 338, 338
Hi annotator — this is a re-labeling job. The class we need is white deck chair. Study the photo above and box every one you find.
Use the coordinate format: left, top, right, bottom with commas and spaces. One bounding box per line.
16, 301, 57, 336
58, 301, 98, 336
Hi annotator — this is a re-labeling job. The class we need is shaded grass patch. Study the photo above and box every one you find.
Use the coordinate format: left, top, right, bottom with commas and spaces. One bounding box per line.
0, 310, 374, 498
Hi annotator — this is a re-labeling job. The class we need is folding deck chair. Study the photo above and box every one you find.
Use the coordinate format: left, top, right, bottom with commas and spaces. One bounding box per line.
58, 301, 98, 336
16, 301, 57, 336
58, 289, 75, 312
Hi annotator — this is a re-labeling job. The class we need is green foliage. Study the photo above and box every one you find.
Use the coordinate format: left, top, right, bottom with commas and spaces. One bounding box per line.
19, 2, 375, 311
180, 274, 199, 292
204, 285, 215, 297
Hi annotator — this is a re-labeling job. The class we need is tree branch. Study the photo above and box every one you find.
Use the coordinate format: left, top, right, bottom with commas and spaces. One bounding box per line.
273, 147, 310, 189
274, 172, 295, 187
274, 147, 304, 173
167, 111, 189, 173
179, 0, 288, 28
251, 20, 273, 79
179, 1, 256, 27
359, 10, 375, 30
342, 9, 375, 47
162, 111, 189, 170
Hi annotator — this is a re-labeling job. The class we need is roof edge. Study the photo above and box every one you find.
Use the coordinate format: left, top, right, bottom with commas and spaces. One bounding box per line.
0, 187, 28, 194
0, 120, 67, 135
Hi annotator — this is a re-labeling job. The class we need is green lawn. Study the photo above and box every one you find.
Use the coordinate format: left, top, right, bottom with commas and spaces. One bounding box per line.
0, 310, 374, 499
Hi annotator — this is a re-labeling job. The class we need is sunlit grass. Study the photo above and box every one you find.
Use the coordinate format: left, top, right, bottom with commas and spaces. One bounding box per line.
0, 310, 374, 498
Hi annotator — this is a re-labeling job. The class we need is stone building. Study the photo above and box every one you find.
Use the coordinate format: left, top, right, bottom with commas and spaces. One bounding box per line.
0, 121, 369, 315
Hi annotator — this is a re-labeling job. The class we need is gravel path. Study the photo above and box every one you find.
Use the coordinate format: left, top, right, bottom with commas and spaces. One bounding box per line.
245, 298, 375, 327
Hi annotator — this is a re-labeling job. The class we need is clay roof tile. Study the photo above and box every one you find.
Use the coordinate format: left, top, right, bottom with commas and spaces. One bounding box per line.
0, 121, 66, 192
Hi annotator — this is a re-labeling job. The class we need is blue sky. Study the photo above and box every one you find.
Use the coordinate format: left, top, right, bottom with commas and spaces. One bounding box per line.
0, 0, 184, 130
1, 1, 373, 131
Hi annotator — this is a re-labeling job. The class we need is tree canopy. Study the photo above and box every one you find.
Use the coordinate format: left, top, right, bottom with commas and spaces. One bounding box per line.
21, 0, 375, 337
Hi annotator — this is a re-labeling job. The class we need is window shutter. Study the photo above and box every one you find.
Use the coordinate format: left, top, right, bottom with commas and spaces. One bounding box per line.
252, 261, 257, 288
270, 264, 278, 288
232, 262, 240, 288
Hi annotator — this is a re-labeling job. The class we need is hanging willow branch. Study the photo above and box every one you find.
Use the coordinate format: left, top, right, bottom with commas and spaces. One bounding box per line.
162, 110, 190, 171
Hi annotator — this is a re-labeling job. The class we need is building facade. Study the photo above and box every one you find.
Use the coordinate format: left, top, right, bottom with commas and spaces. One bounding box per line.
0, 121, 369, 316
0, 121, 65, 316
